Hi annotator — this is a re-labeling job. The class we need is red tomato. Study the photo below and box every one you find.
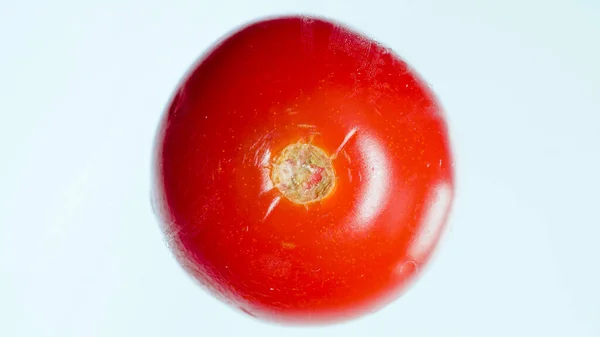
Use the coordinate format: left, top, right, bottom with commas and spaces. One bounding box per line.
153, 16, 454, 324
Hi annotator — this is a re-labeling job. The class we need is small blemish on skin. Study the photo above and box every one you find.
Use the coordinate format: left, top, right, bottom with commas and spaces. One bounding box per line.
372, 105, 382, 116
399, 260, 418, 275
281, 242, 296, 249
342, 150, 351, 163
239, 307, 257, 318
297, 124, 316, 129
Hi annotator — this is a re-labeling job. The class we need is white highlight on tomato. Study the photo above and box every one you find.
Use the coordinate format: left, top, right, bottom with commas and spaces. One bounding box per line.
407, 182, 453, 260
355, 134, 391, 226
258, 148, 274, 194
331, 127, 358, 160
263, 196, 281, 222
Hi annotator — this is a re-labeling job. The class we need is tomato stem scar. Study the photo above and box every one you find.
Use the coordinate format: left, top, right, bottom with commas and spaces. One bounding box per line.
270, 143, 335, 204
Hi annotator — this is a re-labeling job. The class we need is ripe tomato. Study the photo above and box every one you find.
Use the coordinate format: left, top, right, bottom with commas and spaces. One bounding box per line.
153, 16, 454, 324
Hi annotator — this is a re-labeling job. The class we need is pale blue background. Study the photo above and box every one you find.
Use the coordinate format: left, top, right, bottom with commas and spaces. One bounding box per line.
1, 0, 599, 336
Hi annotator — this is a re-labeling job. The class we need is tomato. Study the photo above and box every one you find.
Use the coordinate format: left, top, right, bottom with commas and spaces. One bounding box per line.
152, 15, 454, 324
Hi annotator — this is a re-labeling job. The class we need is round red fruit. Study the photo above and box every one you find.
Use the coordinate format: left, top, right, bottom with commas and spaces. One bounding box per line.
152, 15, 454, 324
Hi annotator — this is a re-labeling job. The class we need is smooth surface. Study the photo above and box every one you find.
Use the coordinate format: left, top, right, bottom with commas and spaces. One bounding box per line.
1, 0, 599, 336
154, 16, 453, 323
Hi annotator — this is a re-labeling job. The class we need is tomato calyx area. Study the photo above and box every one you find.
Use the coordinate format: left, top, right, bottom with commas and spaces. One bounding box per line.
270, 143, 336, 205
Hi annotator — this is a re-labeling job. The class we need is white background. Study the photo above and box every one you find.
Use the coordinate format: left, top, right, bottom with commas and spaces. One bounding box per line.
1, 0, 599, 336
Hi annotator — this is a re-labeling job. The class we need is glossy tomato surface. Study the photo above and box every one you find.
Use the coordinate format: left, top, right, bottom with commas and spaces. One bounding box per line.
153, 16, 454, 324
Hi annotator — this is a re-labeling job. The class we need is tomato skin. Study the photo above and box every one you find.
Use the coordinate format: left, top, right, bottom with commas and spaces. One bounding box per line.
153, 16, 454, 324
